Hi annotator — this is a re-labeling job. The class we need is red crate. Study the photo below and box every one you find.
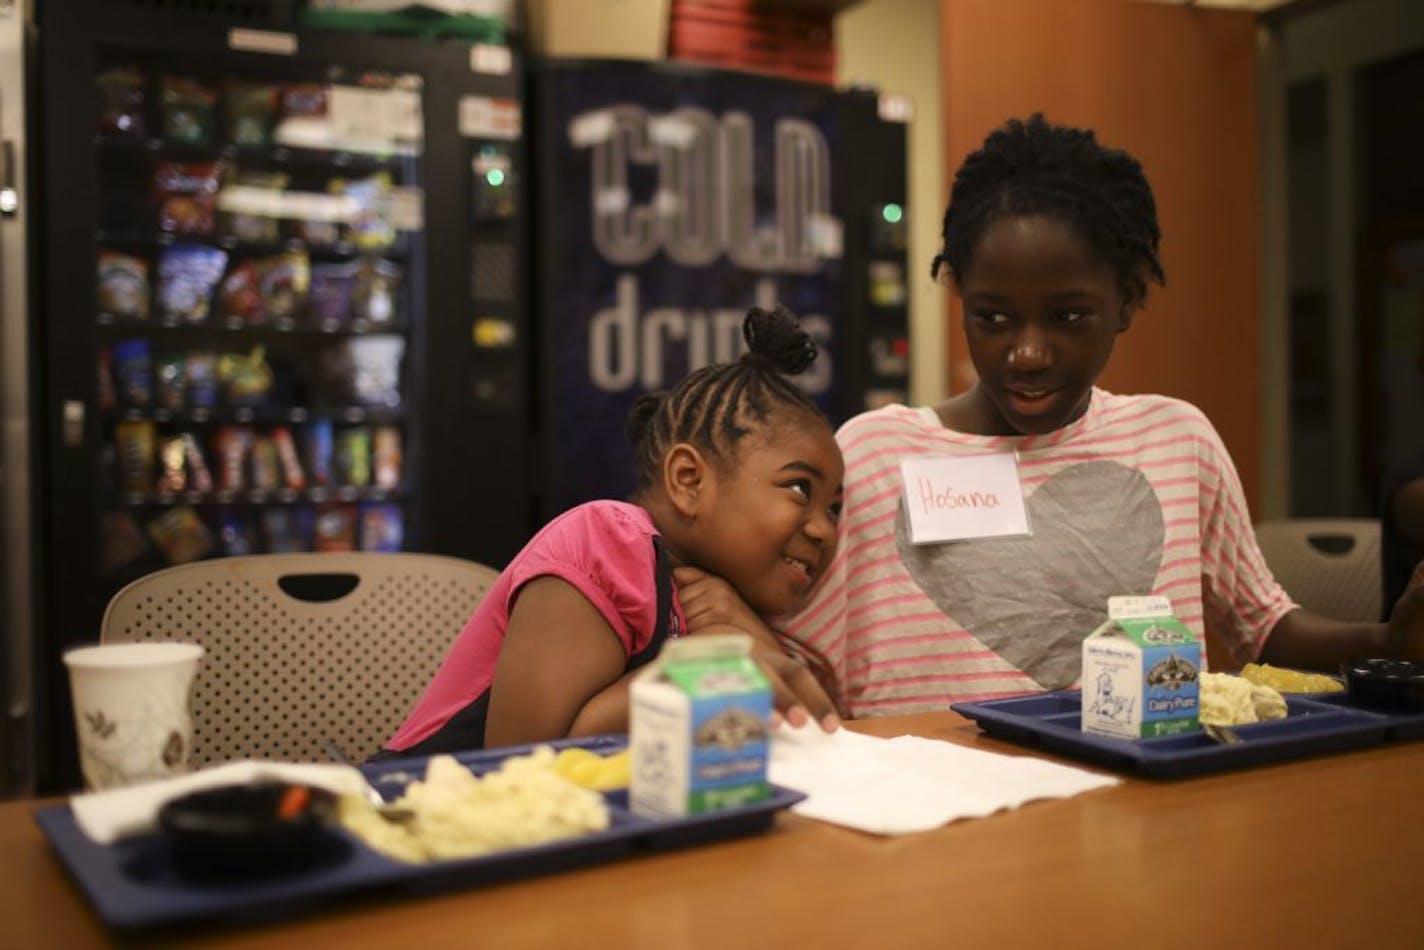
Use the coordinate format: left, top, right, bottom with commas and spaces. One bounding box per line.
669, 0, 836, 85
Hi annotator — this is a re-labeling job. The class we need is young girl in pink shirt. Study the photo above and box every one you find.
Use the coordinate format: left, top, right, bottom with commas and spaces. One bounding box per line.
382, 305, 844, 755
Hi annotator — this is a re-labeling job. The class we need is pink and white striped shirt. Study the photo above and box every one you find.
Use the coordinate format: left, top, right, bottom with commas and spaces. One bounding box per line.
781, 388, 1295, 719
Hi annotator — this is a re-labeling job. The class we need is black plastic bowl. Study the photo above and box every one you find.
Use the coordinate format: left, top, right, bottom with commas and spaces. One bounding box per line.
157, 781, 347, 881
1341, 658, 1424, 711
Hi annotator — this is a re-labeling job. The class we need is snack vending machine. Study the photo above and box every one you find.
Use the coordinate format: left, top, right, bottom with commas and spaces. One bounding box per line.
528, 59, 909, 515
22, 0, 531, 791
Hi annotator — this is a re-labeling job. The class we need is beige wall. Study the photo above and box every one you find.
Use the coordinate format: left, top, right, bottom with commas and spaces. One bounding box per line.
836, 0, 949, 405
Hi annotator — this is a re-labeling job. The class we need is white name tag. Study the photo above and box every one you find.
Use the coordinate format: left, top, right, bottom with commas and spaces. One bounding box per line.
900, 454, 1031, 544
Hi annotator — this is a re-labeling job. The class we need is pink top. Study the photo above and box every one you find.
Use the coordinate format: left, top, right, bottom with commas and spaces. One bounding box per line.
385, 500, 683, 754
781, 389, 1296, 719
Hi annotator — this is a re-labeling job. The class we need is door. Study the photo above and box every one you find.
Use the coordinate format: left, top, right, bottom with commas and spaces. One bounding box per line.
939, 0, 1262, 509
0, 0, 34, 797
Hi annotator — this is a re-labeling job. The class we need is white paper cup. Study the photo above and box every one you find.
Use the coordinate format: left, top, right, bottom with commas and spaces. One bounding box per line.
63, 642, 204, 791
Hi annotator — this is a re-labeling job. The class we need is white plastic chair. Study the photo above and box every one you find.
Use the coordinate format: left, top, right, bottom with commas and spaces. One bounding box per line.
101, 552, 500, 766
1253, 519, 1382, 623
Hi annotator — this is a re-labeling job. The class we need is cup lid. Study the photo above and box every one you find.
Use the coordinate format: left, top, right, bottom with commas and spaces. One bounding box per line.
63, 642, 204, 669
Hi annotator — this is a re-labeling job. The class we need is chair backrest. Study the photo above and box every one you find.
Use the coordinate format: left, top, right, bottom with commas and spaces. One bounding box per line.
1252, 518, 1382, 623
101, 552, 500, 766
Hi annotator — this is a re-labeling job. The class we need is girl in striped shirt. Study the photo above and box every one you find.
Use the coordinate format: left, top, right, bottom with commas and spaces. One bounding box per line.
773, 114, 1424, 718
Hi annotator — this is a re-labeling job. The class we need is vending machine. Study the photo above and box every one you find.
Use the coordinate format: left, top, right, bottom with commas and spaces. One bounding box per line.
528, 59, 909, 516
20, 0, 531, 791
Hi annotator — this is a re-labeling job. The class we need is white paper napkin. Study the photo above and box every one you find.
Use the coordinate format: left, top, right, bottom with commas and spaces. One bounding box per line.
768, 724, 1120, 835
69, 760, 369, 845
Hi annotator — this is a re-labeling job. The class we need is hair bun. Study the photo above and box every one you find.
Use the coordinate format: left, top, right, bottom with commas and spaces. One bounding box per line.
741, 304, 817, 376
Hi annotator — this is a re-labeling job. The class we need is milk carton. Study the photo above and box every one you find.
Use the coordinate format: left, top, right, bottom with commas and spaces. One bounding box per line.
629, 633, 772, 817
1081, 596, 1201, 740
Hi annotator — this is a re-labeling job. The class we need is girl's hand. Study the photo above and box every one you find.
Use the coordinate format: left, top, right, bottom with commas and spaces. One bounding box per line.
674, 566, 839, 732
1385, 561, 1424, 660
675, 566, 772, 639
755, 649, 841, 733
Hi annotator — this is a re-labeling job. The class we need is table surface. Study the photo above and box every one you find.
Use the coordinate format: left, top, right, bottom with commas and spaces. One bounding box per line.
5, 711, 1422, 948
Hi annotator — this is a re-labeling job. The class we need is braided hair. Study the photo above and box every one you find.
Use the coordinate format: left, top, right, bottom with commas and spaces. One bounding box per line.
931, 114, 1167, 306
626, 305, 825, 495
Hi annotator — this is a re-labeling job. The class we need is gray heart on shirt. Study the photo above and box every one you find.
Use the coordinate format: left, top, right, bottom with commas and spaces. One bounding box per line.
895, 460, 1165, 690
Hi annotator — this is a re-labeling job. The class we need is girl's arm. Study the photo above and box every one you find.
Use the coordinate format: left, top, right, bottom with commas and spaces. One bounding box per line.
566, 668, 642, 736
483, 576, 628, 747
1258, 610, 1389, 670
674, 566, 841, 730
566, 619, 845, 736
1260, 564, 1424, 669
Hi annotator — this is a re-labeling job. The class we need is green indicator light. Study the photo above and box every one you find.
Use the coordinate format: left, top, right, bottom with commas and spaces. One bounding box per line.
881, 203, 903, 224
486, 168, 506, 187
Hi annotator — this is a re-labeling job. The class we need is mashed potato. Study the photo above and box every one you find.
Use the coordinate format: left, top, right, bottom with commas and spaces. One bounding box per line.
1199, 672, 1289, 727
339, 747, 611, 864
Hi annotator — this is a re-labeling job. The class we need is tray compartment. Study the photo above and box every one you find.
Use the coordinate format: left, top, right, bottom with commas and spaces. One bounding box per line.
598, 789, 791, 849
1304, 692, 1424, 740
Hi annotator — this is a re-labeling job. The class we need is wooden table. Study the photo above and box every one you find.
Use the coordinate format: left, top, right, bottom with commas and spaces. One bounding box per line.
5, 712, 1422, 948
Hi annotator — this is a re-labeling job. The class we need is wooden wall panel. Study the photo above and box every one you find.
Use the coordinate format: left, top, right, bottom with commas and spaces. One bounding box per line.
939, 0, 1262, 508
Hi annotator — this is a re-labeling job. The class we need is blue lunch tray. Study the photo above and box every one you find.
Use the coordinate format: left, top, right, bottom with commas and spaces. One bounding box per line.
950, 690, 1420, 779
35, 734, 804, 931
1301, 691, 1424, 741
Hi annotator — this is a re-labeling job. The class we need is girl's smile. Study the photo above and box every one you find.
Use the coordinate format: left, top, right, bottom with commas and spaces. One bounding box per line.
782, 554, 813, 584
1004, 386, 1063, 418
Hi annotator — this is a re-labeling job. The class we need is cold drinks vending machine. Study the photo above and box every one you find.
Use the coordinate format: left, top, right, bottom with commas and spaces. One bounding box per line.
528, 59, 910, 517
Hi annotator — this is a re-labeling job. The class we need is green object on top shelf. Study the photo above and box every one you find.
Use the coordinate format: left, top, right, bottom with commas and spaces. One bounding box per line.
297, 7, 505, 43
